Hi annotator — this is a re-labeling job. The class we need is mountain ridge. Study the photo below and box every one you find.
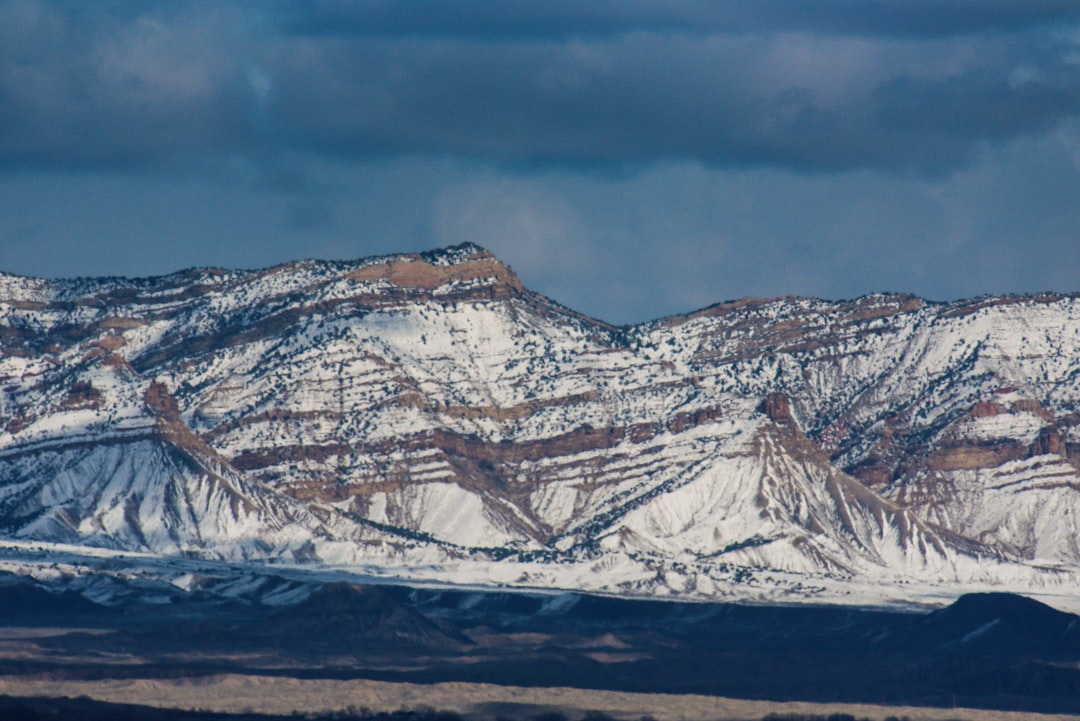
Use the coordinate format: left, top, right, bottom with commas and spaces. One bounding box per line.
3, 243, 1080, 608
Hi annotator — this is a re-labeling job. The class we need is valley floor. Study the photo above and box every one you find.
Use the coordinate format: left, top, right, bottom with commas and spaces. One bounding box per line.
2, 675, 1080, 721
1, 568, 1079, 718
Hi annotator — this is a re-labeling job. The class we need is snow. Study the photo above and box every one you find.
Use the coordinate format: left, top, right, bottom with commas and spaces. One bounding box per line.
4, 251, 1080, 608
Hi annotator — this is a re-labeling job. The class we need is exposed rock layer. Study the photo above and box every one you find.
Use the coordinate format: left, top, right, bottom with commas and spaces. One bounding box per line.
3, 243, 1080, 601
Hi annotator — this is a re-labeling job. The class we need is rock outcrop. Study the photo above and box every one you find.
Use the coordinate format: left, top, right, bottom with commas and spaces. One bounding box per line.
3, 243, 1080, 603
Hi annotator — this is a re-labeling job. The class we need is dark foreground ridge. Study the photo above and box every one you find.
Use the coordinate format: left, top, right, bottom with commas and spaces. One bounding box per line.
0, 697, 956, 721
0, 576, 1078, 714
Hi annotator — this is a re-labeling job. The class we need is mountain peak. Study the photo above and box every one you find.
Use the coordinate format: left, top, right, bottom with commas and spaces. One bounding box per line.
347, 242, 523, 297
419, 242, 493, 266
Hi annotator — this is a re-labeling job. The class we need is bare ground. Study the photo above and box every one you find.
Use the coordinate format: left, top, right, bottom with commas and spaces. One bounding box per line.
0, 674, 1078, 721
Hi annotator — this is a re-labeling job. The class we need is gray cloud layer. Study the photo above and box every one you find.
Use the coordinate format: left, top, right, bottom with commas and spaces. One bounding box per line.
3, 1, 1079, 174
286, 1, 1080, 40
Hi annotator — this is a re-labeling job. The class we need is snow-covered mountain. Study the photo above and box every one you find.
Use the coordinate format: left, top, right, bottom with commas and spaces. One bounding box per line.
3, 244, 1080, 607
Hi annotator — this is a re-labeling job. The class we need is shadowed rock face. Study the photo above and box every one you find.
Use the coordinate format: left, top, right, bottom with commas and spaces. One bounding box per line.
254, 583, 473, 650
911, 592, 1080, 657
3, 243, 1080, 601
0, 578, 111, 623
11, 579, 1080, 715
759, 392, 793, 423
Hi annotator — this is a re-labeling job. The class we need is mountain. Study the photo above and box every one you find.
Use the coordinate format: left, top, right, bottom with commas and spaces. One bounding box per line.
254, 582, 472, 650
0, 572, 113, 624
2, 243, 1080, 608
909, 592, 1080, 657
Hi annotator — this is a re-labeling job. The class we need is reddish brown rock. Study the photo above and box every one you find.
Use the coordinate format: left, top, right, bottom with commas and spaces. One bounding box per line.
144, 381, 180, 417
61, 382, 101, 410
970, 401, 1004, 418
846, 459, 894, 489
347, 250, 524, 296
927, 441, 1027, 472
1031, 426, 1065, 457
760, 392, 793, 422
1011, 398, 1055, 421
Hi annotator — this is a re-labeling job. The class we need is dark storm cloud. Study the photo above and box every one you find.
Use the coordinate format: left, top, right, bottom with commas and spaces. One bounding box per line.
0, 1, 256, 169
1, 0, 1079, 175
284, 1, 1080, 40
263, 32, 1080, 173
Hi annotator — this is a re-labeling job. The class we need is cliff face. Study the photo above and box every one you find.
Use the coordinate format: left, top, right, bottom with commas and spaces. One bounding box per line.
2, 243, 1080, 604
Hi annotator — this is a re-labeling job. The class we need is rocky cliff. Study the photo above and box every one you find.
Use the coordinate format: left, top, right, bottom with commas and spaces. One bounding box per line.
2, 244, 1079, 606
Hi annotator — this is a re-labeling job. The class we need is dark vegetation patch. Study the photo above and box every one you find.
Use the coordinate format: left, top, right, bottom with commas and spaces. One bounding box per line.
0, 698, 957, 721
1, 576, 1078, 715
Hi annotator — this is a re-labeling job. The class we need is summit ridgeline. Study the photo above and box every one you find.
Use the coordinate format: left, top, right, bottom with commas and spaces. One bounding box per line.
2, 245, 1080, 608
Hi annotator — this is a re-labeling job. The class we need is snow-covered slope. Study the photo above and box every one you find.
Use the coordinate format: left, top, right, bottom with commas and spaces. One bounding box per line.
2, 244, 1080, 606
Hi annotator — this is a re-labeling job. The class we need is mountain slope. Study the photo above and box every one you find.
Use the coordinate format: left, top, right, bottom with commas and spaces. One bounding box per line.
3, 244, 1080, 605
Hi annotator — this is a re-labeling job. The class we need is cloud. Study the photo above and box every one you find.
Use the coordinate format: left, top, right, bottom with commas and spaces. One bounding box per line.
0, 1, 255, 168
1, 1, 1078, 176
283, 1, 1080, 41
432, 177, 601, 304
264, 30, 1080, 175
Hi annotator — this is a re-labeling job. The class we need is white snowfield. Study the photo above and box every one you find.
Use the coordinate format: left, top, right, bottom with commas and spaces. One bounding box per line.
2, 243, 1080, 610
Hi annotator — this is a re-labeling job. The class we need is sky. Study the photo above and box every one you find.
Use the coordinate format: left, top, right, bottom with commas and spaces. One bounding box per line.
2, 1, 1079, 325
